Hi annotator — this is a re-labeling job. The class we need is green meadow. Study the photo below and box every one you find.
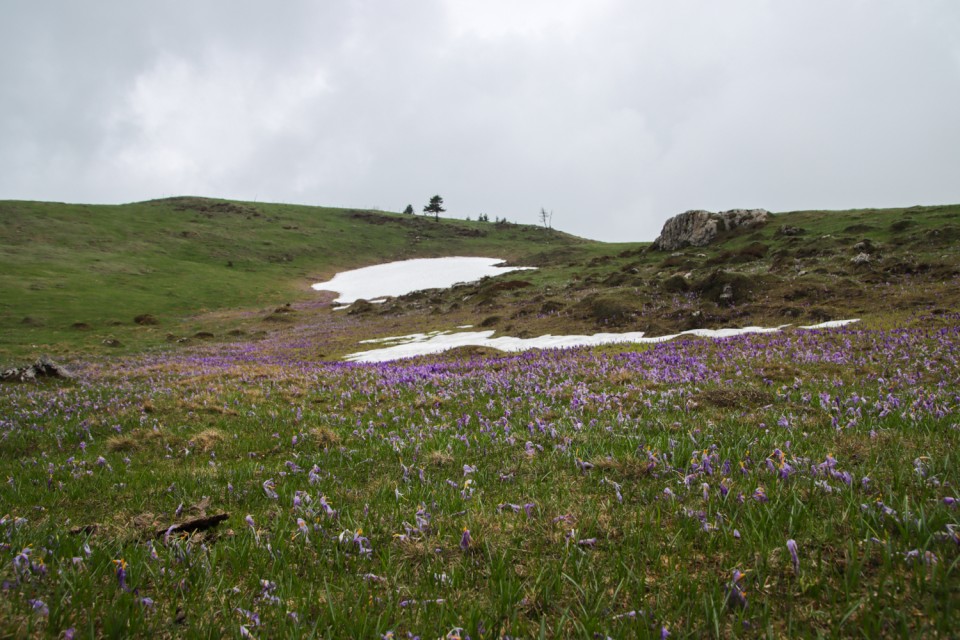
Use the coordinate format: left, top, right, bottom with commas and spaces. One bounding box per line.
1, 199, 958, 638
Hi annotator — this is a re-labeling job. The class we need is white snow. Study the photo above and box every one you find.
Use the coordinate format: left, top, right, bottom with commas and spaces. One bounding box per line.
344, 320, 860, 363
312, 257, 534, 304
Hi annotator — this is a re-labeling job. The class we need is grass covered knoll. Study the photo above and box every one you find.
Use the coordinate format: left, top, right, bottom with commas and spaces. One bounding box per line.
0, 323, 957, 638
0, 197, 586, 360
378, 203, 960, 346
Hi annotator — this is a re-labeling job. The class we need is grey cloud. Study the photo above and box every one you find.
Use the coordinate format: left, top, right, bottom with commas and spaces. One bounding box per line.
2, 1, 958, 241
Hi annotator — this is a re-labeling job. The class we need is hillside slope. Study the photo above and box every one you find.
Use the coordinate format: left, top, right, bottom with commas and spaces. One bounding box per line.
2, 198, 959, 362
0, 197, 589, 359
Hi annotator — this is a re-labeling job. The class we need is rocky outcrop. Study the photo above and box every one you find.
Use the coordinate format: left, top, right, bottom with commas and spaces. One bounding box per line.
1, 356, 74, 382
651, 209, 772, 251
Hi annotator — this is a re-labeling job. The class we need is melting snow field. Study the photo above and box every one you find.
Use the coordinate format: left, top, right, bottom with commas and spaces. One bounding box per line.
345, 320, 860, 362
312, 257, 534, 305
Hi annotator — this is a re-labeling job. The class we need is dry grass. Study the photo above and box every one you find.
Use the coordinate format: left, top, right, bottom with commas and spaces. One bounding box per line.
309, 426, 341, 448
106, 428, 170, 452
426, 450, 454, 466
192, 428, 225, 452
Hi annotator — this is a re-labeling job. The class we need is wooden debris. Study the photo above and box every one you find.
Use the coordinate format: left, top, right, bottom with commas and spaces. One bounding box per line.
156, 512, 229, 539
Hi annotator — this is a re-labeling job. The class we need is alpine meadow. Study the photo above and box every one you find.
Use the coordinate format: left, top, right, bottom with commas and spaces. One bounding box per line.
1, 197, 959, 639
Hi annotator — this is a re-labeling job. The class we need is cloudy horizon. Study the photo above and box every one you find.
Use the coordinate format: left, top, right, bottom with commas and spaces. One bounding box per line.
2, 1, 959, 241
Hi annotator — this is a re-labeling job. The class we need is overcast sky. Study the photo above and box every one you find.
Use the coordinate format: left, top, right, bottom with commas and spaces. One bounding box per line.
2, 1, 959, 241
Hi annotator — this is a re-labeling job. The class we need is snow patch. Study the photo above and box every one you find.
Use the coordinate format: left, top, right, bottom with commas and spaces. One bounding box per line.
344, 320, 860, 363
312, 257, 534, 305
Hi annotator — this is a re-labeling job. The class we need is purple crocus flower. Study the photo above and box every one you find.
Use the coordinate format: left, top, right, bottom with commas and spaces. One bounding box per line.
725, 569, 748, 610
113, 558, 129, 591
28, 599, 48, 616
786, 539, 800, 573
262, 479, 278, 500
460, 528, 471, 551
319, 496, 337, 518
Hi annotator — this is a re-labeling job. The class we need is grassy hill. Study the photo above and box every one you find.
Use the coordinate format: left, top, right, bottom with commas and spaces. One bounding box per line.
0, 197, 589, 360
2, 198, 959, 364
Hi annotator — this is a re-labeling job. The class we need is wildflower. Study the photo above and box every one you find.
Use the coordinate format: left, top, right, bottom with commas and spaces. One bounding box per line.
296, 517, 309, 541
113, 558, 129, 591
262, 479, 278, 500
460, 527, 471, 551
523, 502, 536, 518
612, 610, 639, 620
259, 579, 280, 605
577, 538, 597, 548
725, 569, 748, 610
236, 607, 260, 627
319, 496, 337, 518
786, 539, 800, 573
462, 464, 477, 476
752, 486, 768, 503
28, 599, 48, 616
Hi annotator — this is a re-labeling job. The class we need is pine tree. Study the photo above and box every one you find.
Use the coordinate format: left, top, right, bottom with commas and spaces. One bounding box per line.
403, 204, 414, 215
423, 195, 445, 222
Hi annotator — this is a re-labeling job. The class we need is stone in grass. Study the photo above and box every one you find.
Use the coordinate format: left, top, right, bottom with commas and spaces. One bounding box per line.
102, 338, 122, 347
1, 356, 74, 382
652, 208, 771, 251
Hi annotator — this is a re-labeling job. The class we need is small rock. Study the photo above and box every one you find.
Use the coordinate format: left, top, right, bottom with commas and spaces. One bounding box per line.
719, 283, 735, 304
776, 225, 804, 237
851, 253, 872, 265
102, 338, 122, 347
1, 356, 74, 382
